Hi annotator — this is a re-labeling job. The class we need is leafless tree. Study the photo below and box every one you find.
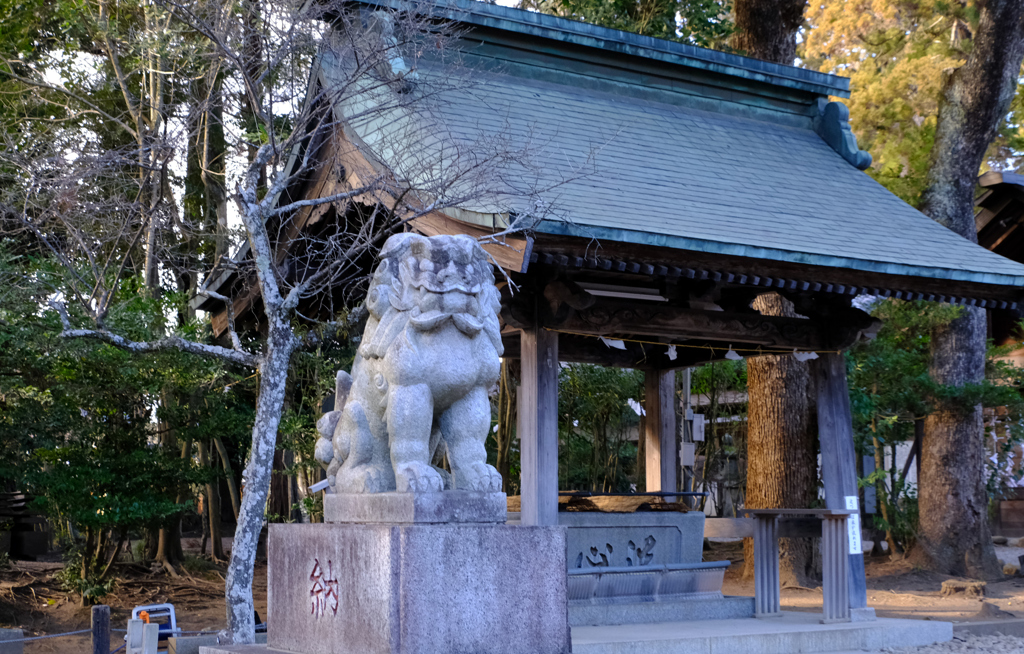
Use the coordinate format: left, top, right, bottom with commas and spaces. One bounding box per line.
0, 0, 558, 642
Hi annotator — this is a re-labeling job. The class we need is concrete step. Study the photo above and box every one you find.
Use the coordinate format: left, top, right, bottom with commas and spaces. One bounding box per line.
571, 612, 952, 654
198, 613, 953, 654
952, 618, 1024, 638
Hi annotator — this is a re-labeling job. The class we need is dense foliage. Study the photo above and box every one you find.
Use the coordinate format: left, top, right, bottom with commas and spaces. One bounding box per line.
848, 299, 1024, 552
519, 0, 733, 47
0, 248, 259, 597
804, 0, 1024, 206
558, 364, 644, 492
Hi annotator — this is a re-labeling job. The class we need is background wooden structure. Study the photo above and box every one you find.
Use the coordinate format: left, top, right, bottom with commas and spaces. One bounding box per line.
194, 0, 1024, 613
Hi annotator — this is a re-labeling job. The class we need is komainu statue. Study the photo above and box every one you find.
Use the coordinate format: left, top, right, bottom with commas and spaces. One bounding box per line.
314, 233, 504, 493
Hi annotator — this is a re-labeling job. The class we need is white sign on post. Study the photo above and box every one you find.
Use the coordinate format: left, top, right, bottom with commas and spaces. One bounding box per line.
692, 414, 705, 442
844, 495, 863, 555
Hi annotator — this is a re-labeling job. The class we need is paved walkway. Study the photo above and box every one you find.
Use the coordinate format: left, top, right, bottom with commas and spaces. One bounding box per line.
571, 612, 951, 654
832, 633, 1024, 653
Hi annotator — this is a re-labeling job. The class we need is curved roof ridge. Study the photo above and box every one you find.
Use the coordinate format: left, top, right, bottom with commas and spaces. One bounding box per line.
361, 0, 851, 97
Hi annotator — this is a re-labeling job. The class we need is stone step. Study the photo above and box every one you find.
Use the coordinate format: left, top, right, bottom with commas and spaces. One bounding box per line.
570, 595, 754, 626
570, 612, 952, 654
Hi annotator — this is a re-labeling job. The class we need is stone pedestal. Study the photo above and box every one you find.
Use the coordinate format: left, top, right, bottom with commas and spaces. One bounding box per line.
323, 491, 506, 524
267, 494, 569, 654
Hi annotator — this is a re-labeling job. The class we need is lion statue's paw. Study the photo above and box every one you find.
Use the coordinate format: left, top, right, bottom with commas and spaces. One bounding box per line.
314, 437, 334, 467
336, 464, 389, 494
431, 466, 453, 491
395, 461, 445, 493
455, 462, 503, 492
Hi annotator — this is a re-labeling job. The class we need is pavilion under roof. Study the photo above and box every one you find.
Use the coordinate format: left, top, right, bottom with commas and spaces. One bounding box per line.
195, 0, 1024, 336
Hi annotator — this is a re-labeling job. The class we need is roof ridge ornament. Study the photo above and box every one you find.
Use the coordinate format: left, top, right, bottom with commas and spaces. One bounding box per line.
816, 100, 872, 171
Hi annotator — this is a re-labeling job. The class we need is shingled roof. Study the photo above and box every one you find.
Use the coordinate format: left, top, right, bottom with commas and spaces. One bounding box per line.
194, 0, 1024, 326
323, 0, 1024, 292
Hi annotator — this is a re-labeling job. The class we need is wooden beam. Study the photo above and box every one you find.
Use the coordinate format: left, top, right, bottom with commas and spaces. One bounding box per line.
211, 282, 262, 338
703, 517, 824, 539
531, 234, 1024, 304
815, 352, 868, 611
411, 212, 532, 273
501, 331, 725, 370
645, 370, 677, 494
554, 299, 825, 349
519, 326, 559, 526
704, 517, 754, 538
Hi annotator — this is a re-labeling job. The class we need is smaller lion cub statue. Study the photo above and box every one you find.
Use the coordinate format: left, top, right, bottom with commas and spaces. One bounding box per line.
314, 233, 504, 493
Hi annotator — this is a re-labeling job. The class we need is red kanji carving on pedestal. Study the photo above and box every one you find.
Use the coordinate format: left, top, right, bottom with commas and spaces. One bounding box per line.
310, 558, 340, 618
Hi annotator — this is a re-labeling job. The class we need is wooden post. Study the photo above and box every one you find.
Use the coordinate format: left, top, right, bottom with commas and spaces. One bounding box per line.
821, 514, 851, 623
815, 352, 868, 611
644, 370, 677, 494
752, 513, 781, 618
91, 605, 110, 654
519, 326, 559, 526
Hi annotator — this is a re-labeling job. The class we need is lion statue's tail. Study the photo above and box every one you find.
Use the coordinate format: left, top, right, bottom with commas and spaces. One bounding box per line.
314, 370, 353, 476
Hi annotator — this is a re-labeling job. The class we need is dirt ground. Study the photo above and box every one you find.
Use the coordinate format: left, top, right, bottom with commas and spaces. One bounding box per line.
0, 544, 267, 654
4, 539, 1024, 653
709, 539, 1024, 622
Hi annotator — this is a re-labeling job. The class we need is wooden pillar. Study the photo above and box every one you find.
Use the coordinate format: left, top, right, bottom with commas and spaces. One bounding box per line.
91, 605, 110, 654
815, 352, 868, 610
519, 326, 559, 526
644, 370, 677, 494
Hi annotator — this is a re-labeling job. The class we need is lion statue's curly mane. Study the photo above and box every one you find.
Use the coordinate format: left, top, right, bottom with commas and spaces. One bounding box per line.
314, 232, 504, 493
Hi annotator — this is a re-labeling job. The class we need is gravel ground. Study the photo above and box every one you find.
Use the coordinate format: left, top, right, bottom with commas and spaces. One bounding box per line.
997, 546, 1024, 570
877, 634, 1024, 652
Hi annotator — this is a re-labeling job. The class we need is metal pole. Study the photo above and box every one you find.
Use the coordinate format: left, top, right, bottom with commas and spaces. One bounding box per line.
681, 368, 692, 507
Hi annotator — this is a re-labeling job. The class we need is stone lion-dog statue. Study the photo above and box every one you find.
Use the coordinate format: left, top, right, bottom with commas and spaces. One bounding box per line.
314, 233, 504, 493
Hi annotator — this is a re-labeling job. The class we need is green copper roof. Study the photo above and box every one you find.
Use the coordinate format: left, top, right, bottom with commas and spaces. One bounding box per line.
397, 0, 851, 98
323, 2, 1024, 291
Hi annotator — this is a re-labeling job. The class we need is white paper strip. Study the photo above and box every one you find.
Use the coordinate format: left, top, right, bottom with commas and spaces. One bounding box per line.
845, 495, 862, 555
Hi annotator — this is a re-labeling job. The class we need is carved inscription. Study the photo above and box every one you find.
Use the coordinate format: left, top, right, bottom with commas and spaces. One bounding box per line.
310, 558, 339, 617
574, 535, 657, 568
626, 536, 656, 566
586, 544, 613, 567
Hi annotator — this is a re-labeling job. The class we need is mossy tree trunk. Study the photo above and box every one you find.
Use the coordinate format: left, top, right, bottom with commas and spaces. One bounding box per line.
730, 0, 806, 63
911, 0, 1024, 580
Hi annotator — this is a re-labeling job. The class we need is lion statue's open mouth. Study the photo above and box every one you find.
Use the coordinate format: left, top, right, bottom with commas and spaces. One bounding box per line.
314, 233, 504, 494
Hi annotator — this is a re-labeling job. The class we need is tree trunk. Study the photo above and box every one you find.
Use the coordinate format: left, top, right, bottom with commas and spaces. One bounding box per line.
268, 449, 290, 520
910, 0, 1024, 580
214, 435, 242, 521
726, 0, 819, 586
495, 359, 519, 493
742, 294, 818, 587
225, 319, 296, 644
913, 307, 1001, 578
872, 434, 901, 557
730, 0, 806, 63
199, 441, 226, 562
